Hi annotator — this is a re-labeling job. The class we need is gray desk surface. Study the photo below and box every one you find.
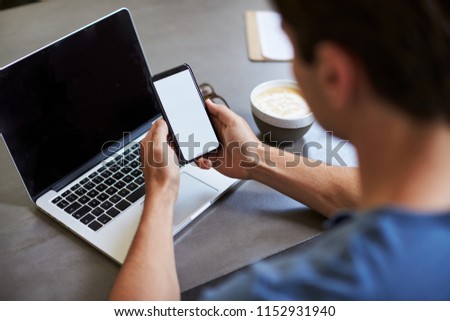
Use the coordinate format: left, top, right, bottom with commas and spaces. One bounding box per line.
0, 0, 357, 300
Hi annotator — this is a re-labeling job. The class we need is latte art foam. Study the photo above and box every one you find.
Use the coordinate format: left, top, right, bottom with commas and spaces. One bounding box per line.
255, 87, 309, 119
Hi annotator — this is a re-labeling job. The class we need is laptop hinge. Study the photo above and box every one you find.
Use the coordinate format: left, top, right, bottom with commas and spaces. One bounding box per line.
50, 152, 108, 193
49, 118, 155, 194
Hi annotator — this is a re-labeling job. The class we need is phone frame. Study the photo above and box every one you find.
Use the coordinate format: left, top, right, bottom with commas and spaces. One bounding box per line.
152, 63, 221, 165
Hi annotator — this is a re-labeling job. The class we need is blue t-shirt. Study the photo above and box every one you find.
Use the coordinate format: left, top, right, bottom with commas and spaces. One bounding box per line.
201, 207, 450, 300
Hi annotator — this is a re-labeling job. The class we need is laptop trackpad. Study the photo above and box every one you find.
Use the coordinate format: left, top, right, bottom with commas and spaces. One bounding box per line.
173, 173, 219, 227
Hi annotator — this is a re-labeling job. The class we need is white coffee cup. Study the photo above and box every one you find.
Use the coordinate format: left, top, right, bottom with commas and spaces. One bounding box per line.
251, 79, 314, 142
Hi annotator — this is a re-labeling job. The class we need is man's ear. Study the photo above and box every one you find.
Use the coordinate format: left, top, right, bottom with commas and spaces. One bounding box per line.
315, 42, 358, 112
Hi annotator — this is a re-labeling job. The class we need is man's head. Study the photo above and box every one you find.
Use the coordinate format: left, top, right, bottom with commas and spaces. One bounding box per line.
272, 0, 450, 138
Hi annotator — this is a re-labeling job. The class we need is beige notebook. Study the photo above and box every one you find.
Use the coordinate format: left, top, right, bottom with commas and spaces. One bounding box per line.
245, 11, 294, 62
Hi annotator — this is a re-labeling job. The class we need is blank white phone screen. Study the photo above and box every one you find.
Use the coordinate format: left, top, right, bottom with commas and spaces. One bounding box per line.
154, 69, 219, 161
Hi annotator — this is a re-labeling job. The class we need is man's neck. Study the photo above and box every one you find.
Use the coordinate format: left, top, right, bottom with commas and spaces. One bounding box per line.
353, 109, 450, 213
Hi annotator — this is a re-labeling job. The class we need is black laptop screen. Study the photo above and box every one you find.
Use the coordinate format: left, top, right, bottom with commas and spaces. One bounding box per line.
0, 9, 160, 199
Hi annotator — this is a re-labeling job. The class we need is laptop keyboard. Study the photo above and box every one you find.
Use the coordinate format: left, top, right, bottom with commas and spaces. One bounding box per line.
50, 143, 146, 232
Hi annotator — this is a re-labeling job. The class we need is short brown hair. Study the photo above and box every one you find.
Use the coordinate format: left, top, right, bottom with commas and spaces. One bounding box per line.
273, 0, 450, 123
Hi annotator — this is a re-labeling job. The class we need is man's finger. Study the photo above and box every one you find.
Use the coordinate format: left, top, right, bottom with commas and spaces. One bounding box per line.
205, 99, 237, 125
195, 157, 212, 170
152, 119, 169, 143
140, 119, 168, 156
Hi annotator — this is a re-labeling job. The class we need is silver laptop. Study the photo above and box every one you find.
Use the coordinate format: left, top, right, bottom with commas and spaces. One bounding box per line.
0, 8, 238, 263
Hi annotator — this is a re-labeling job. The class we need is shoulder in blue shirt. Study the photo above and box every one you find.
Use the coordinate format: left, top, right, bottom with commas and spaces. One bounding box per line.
201, 207, 450, 300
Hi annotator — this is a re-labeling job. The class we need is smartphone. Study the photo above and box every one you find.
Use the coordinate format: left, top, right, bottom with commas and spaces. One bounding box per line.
152, 64, 220, 165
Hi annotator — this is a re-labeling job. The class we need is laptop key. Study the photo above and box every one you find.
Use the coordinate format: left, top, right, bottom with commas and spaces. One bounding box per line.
116, 199, 132, 211
97, 193, 109, 202
106, 208, 120, 218
52, 196, 62, 204
100, 201, 113, 210
105, 187, 118, 195
134, 177, 145, 186
80, 178, 89, 185
70, 184, 80, 191
110, 166, 120, 173
73, 205, 91, 220
92, 176, 103, 184
78, 196, 90, 204
130, 161, 140, 168
87, 190, 99, 198
104, 177, 116, 186
121, 167, 132, 174
96, 183, 107, 192
62, 190, 71, 197
118, 189, 130, 197
83, 182, 95, 190
98, 167, 107, 173
122, 175, 133, 183
126, 185, 145, 203
81, 214, 95, 225
101, 170, 112, 178
114, 181, 126, 189
75, 188, 87, 196
109, 195, 121, 204
91, 207, 104, 217
56, 200, 69, 209
88, 221, 102, 231
127, 182, 138, 191
65, 202, 82, 214
88, 172, 98, 179
66, 193, 78, 202
114, 159, 124, 168
98, 214, 112, 225
88, 199, 100, 208
113, 172, 124, 180
130, 169, 142, 178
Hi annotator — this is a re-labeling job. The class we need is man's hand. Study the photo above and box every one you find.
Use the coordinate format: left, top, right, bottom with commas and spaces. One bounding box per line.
197, 99, 263, 179
110, 119, 181, 301
196, 100, 360, 217
140, 119, 180, 200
